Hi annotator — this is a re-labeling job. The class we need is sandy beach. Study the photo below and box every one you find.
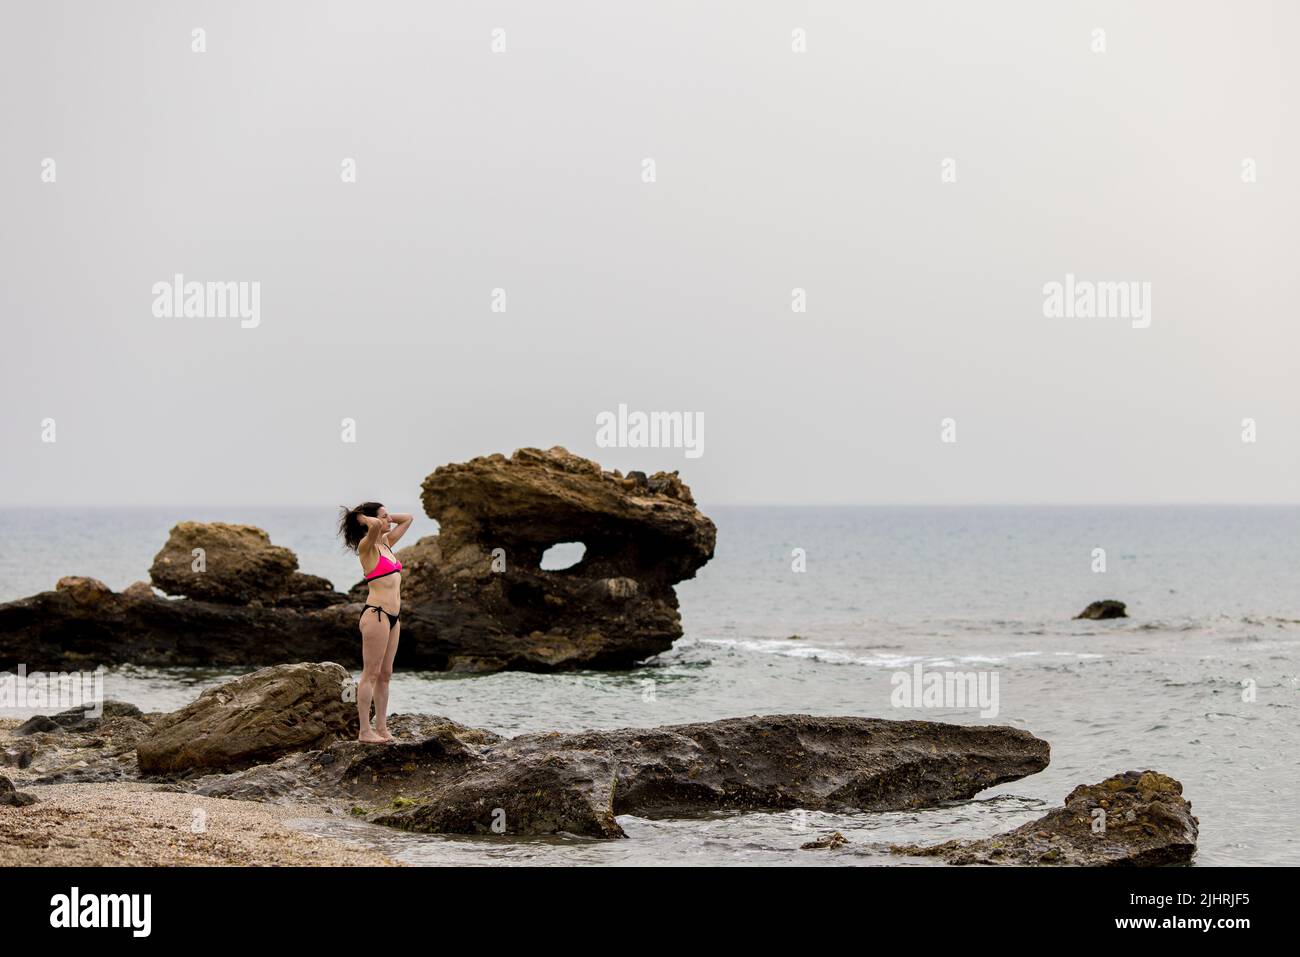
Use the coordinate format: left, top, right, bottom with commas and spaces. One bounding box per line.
0, 778, 400, 867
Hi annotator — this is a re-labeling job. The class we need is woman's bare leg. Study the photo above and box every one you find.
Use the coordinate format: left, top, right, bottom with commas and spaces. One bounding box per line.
373, 621, 400, 741
356, 611, 389, 743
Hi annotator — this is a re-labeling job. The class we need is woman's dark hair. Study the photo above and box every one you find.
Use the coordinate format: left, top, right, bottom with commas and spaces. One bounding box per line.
337, 502, 384, 552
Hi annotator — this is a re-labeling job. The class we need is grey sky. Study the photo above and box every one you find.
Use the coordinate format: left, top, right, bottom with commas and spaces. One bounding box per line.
2, 1, 1296, 506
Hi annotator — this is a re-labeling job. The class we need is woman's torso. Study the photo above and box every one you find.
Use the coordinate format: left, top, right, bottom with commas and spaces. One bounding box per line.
362, 539, 402, 612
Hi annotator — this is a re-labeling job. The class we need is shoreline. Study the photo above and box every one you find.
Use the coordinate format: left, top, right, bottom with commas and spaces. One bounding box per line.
0, 779, 402, 867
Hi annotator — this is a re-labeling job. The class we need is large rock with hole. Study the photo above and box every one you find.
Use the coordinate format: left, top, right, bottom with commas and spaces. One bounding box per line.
378, 446, 716, 672
191, 714, 1050, 838
136, 663, 358, 774
891, 770, 1197, 865
149, 522, 300, 605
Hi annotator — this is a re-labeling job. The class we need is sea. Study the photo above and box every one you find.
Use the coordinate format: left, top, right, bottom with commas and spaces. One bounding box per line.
2, 505, 1297, 866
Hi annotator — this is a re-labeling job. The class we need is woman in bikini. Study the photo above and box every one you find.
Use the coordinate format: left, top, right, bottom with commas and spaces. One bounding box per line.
337, 502, 413, 743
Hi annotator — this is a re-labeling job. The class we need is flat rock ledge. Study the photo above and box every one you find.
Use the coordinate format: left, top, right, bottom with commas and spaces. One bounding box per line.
891, 770, 1197, 866
187, 714, 1050, 839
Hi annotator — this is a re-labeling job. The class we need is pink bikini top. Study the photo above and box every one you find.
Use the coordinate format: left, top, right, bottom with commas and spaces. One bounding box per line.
365, 548, 403, 581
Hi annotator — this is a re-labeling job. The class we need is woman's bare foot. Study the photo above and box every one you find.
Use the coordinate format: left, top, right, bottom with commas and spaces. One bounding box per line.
358, 730, 386, 743
375, 727, 393, 742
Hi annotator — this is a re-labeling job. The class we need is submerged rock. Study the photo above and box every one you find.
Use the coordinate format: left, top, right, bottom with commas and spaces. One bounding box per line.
190, 713, 1050, 838
1075, 600, 1128, 620
136, 662, 358, 774
801, 831, 850, 850
891, 770, 1197, 866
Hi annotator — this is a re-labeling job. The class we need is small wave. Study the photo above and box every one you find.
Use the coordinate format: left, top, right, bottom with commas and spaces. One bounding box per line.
1135, 621, 1203, 632
695, 638, 975, 669
692, 638, 1111, 669
695, 637, 876, 665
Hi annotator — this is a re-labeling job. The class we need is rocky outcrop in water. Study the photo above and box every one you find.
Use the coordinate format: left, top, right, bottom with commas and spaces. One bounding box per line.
801, 831, 850, 850
1075, 600, 1128, 620
383, 446, 717, 672
891, 770, 1197, 865
136, 663, 357, 774
189, 711, 1050, 838
0, 448, 715, 674
3, 664, 1060, 844
0, 578, 364, 671
149, 522, 302, 605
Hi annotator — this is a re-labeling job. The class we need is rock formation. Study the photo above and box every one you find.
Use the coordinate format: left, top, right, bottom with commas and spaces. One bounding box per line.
5, 663, 1051, 841
5, 700, 154, 785
386, 446, 717, 671
0, 579, 362, 671
187, 708, 1050, 838
149, 522, 311, 606
0, 447, 715, 674
13, 700, 143, 736
801, 831, 850, 850
0, 773, 38, 807
51, 576, 116, 609
891, 770, 1197, 865
136, 663, 357, 774
1075, 599, 1128, 620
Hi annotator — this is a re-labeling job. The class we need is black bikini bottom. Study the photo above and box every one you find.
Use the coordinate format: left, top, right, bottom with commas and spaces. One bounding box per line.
361, 604, 400, 631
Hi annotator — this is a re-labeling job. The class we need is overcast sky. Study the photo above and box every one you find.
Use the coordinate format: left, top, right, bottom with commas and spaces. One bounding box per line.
2, 1, 1296, 506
